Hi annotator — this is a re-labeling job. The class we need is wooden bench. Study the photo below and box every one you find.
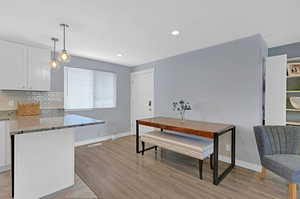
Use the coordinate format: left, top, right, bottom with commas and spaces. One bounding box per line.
140, 131, 214, 179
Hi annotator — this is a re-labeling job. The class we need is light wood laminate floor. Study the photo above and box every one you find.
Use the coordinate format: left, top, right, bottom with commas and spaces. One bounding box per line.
0, 135, 295, 199
75, 135, 294, 199
0, 171, 97, 199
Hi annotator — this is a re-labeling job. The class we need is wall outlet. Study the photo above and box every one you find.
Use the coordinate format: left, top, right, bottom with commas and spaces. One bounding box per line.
8, 100, 14, 107
226, 144, 231, 152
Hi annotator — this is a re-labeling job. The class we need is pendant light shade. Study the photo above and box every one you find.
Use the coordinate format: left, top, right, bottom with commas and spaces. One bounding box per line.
59, 24, 71, 62
59, 49, 71, 62
49, 37, 60, 69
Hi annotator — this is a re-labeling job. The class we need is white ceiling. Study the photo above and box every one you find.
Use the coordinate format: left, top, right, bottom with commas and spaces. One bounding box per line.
0, 0, 299, 66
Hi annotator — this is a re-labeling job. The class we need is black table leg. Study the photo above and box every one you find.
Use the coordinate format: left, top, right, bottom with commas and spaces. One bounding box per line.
213, 127, 236, 185
213, 134, 219, 185
11, 135, 14, 198
136, 121, 140, 153
136, 121, 160, 154
231, 127, 236, 167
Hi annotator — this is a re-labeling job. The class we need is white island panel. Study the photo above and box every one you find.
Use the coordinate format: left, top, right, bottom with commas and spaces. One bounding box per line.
14, 128, 74, 199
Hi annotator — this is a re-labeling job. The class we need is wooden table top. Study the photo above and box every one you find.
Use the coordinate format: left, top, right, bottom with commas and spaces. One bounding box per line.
137, 117, 234, 138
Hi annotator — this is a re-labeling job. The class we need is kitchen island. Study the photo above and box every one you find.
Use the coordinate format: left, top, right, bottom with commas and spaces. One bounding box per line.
9, 114, 105, 199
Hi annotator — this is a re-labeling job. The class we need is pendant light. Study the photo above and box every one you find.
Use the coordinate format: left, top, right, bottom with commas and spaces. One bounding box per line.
49, 37, 59, 69
59, 23, 71, 62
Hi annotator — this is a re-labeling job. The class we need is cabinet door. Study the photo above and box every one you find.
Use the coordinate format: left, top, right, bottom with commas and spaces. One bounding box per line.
0, 121, 5, 168
28, 47, 51, 91
265, 55, 287, 125
0, 121, 10, 172
0, 40, 27, 90
5, 121, 10, 167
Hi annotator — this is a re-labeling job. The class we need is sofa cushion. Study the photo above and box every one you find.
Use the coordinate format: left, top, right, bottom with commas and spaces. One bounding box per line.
263, 154, 300, 183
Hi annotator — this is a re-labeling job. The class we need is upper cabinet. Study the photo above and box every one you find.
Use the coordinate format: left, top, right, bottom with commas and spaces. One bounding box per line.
0, 40, 27, 90
0, 39, 51, 91
28, 47, 51, 91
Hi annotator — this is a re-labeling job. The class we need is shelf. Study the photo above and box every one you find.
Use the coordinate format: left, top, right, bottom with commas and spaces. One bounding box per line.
287, 75, 300, 79
288, 57, 300, 62
287, 90, 300, 93
287, 121, 300, 126
286, 108, 300, 112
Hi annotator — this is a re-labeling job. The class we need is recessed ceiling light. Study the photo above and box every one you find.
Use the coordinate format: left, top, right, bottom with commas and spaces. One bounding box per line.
117, 53, 123, 57
171, 30, 180, 36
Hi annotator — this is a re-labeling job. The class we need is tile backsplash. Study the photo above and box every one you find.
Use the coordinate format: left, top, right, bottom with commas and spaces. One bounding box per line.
0, 91, 64, 111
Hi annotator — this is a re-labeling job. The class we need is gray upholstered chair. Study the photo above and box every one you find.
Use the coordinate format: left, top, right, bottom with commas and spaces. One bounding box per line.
254, 126, 300, 199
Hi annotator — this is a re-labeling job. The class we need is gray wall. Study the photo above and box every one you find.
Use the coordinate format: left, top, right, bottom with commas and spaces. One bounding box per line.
132, 34, 267, 165
269, 42, 300, 58
51, 55, 131, 142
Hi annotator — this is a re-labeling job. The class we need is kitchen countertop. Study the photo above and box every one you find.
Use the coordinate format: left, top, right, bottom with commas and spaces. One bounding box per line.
9, 114, 105, 135
0, 109, 65, 121
0, 117, 9, 121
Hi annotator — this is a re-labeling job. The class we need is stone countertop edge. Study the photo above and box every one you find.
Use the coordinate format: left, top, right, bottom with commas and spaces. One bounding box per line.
0, 118, 9, 121
10, 121, 105, 135
9, 114, 105, 135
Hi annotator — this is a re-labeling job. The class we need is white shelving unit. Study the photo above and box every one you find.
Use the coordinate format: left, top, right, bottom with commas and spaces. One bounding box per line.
286, 57, 300, 126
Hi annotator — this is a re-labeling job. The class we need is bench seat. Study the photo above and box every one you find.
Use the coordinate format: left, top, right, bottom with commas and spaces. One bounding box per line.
141, 131, 213, 160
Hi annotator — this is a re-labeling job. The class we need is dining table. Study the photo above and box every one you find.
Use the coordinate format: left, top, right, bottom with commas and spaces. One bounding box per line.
136, 117, 236, 185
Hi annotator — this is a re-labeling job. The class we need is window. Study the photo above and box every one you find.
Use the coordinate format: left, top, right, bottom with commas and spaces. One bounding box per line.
64, 67, 117, 109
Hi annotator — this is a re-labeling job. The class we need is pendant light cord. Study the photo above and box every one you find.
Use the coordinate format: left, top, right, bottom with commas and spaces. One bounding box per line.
51, 38, 58, 60
54, 39, 56, 59
63, 24, 66, 50
60, 23, 69, 56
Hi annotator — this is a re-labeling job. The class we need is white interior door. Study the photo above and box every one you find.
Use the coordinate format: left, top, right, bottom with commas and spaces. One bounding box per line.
265, 55, 287, 125
131, 69, 154, 133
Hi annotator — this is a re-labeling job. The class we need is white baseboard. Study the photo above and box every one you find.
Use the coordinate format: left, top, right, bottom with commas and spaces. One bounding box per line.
112, 131, 133, 139
75, 132, 133, 147
75, 135, 113, 147
219, 155, 261, 172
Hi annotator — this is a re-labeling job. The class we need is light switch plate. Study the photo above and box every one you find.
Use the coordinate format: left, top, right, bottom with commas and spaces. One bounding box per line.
226, 144, 231, 152
8, 100, 14, 107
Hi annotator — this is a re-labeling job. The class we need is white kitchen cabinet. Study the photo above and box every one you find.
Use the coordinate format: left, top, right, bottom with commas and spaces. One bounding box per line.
0, 40, 27, 90
0, 39, 51, 91
28, 47, 51, 91
0, 121, 10, 173
0, 122, 5, 169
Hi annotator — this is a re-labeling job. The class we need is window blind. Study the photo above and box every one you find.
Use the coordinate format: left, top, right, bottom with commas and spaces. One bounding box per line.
64, 67, 116, 109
